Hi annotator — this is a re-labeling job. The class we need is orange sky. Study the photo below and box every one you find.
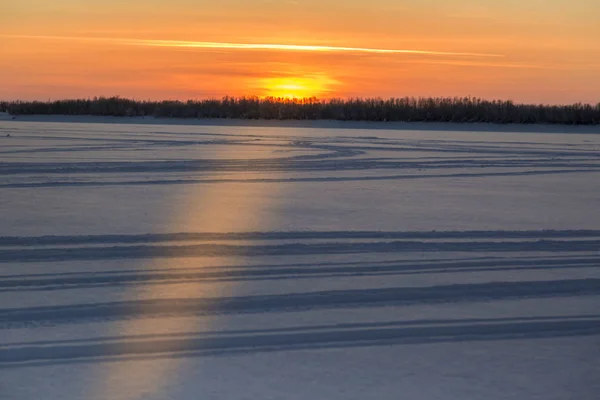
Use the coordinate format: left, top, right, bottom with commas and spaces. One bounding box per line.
1, 0, 599, 103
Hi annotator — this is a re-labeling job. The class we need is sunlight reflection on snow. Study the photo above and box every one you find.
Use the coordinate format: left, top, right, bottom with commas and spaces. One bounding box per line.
93, 137, 282, 399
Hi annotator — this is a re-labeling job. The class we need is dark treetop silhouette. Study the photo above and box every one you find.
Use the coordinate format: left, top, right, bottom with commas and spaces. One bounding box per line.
2, 96, 599, 125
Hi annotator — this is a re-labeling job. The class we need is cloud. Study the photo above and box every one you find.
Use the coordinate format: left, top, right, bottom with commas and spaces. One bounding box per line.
0, 34, 503, 58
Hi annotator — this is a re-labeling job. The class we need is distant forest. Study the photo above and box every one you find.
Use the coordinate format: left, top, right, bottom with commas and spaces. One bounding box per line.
2, 96, 600, 125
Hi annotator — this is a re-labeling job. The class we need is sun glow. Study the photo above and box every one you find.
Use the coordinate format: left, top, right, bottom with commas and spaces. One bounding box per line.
260, 76, 338, 99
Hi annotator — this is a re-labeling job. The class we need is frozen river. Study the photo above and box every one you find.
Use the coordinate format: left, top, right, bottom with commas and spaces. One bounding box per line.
1, 118, 599, 399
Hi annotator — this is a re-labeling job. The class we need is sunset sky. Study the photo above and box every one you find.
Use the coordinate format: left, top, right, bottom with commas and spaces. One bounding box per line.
1, 0, 599, 103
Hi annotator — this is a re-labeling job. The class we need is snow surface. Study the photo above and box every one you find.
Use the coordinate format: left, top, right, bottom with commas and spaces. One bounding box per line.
1, 118, 599, 400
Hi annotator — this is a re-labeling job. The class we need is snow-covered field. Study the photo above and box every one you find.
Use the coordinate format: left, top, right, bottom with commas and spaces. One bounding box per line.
1, 118, 599, 400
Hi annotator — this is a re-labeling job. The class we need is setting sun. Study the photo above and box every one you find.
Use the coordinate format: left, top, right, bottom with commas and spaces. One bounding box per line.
259, 75, 338, 99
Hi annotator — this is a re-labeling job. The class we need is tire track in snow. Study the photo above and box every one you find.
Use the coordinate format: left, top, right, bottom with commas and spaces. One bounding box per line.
3, 168, 599, 188
2, 279, 599, 328
2, 316, 600, 367
1, 239, 599, 263
2, 257, 599, 293
2, 229, 599, 246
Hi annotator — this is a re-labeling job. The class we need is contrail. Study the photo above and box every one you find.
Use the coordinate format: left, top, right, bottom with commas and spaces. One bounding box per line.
127, 39, 502, 58
1, 34, 503, 58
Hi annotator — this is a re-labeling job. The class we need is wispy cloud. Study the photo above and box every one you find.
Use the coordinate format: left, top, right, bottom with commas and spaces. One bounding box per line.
0, 34, 503, 58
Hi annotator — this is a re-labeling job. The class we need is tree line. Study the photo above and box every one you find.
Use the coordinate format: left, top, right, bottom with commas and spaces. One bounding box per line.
1, 96, 599, 124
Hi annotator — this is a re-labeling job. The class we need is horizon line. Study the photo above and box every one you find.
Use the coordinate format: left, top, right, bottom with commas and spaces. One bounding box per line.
2, 95, 598, 107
